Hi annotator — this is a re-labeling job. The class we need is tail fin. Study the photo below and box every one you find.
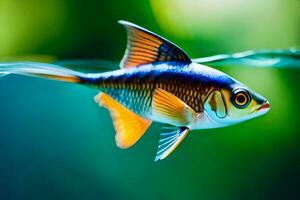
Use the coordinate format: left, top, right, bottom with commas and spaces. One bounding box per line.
0, 62, 83, 83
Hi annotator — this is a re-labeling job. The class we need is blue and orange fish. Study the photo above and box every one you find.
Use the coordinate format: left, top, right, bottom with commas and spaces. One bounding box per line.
0, 21, 270, 161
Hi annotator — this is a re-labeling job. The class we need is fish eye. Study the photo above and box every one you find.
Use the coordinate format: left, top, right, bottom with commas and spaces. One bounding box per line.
231, 89, 251, 109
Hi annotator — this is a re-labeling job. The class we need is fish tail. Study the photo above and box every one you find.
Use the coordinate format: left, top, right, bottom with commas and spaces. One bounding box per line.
0, 62, 84, 83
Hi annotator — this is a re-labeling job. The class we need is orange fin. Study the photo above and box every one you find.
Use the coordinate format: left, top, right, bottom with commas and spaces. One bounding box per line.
152, 88, 197, 127
155, 127, 189, 161
118, 20, 191, 68
95, 92, 152, 148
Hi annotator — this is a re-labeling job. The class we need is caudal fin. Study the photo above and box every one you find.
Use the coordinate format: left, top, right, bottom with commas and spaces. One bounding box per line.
0, 62, 83, 83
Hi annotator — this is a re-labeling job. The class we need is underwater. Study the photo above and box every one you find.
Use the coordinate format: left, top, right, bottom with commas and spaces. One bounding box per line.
0, 0, 299, 200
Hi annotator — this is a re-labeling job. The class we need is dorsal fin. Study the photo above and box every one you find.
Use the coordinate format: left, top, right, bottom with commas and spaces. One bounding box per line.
118, 20, 191, 68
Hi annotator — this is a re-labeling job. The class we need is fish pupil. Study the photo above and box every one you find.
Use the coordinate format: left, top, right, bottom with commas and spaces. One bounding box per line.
236, 94, 246, 104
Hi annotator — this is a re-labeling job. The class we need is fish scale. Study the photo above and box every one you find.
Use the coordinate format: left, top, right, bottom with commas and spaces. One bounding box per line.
86, 63, 216, 118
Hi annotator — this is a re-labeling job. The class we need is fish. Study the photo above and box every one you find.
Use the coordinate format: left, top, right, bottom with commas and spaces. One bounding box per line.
0, 20, 270, 161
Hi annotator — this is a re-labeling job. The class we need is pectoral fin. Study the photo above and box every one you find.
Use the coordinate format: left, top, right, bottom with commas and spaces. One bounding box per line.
152, 88, 197, 127
95, 92, 152, 148
155, 127, 189, 161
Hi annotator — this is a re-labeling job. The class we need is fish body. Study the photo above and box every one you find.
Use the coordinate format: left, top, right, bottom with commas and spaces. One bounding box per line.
0, 21, 270, 161
82, 62, 235, 129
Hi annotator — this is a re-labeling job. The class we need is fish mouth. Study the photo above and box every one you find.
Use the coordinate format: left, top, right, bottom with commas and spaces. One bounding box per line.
256, 101, 270, 112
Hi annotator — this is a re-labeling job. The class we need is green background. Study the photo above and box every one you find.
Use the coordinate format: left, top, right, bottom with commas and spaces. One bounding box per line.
0, 0, 299, 199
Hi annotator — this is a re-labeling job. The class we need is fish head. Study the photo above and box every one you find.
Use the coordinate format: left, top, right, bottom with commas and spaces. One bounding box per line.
201, 72, 270, 127
221, 84, 269, 121
211, 80, 270, 127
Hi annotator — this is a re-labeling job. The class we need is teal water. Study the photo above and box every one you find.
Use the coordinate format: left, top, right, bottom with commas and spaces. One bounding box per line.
0, 67, 299, 200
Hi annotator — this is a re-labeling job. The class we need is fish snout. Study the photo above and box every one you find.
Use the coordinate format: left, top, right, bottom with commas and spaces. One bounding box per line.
257, 100, 270, 114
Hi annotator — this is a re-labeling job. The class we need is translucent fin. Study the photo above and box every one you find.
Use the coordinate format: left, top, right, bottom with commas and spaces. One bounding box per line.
192, 49, 300, 68
152, 88, 197, 127
0, 72, 9, 77
0, 62, 83, 83
95, 92, 152, 148
155, 127, 189, 162
119, 20, 191, 68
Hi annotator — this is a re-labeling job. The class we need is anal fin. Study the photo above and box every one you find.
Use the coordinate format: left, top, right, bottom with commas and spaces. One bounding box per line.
155, 127, 189, 162
95, 92, 152, 148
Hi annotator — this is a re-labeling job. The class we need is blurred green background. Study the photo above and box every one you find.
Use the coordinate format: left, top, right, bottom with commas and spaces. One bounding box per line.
0, 0, 299, 200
